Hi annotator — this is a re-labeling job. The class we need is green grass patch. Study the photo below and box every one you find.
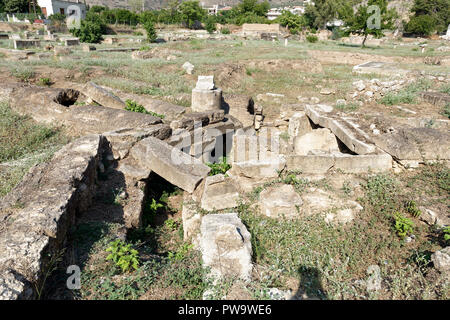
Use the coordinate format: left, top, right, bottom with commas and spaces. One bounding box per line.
378, 79, 432, 105
0, 102, 68, 196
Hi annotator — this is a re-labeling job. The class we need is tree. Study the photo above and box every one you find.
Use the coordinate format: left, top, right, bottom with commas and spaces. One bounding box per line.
3, 0, 28, 13
70, 8, 107, 43
405, 15, 436, 36
70, 20, 103, 43
304, 0, 354, 30
406, 0, 450, 34
204, 15, 216, 34
275, 10, 308, 34
343, 0, 397, 47
178, 1, 205, 29
143, 19, 157, 42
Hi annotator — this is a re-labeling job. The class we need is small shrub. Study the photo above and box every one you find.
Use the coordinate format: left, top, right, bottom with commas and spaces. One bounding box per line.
70, 20, 104, 43
393, 212, 414, 239
205, 16, 217, 34
106, 239, 140, 273
133, 31, 143, 36
38, 77, 52, 86
221, 28, 230, 34
442, 103, 450, 119
143, 20, 157, 43
306, 35, 318, 43
207, 157, 231, 176
331, 27, 342, 40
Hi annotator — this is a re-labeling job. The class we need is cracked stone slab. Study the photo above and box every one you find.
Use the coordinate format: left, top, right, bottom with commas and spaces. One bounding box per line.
304, 105, 377, 155
129, 137, 211, 193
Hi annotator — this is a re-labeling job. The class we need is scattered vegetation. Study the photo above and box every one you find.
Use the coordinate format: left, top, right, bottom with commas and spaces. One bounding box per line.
0, 102, 68, 196
378, 79, 431, 105
10, 66, 34, 82
306, 34, 318, 43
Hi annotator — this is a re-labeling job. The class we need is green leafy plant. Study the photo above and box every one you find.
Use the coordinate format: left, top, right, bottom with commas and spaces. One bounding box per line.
221, 27, 230, 34
38, 77, 52, 86
165, 218, 178, 231
106, 239, 140, 273
125, 99, 165, 118
149, 198, 164, 215
207, 157, 231, 175
393, 212, 414, 239
444, 226, 450, 243
168, 243, 194, 262
125, 99, 148, 113
404, 200, 421, 218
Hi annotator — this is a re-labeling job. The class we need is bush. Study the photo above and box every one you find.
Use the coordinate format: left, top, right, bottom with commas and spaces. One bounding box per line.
275, 10, 307, 34
331, 27, 343, 40
143, 20, 157, 43
48, 13, 66, 22
205, 15, 217, 34
405, 15, 436, 36
442, 103, 450, 119
306, 34, 318, 43
70, 20, 103, 43
221, 27, 230, 34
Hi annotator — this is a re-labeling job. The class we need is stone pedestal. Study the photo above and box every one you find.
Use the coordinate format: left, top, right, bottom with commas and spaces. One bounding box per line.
191, 87, 222, 112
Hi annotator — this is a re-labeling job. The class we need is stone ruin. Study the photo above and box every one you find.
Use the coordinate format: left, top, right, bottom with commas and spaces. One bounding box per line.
0, 70, 449, 299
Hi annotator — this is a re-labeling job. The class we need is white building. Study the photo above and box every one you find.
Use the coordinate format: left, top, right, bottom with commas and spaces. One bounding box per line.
37, 0, 86, 19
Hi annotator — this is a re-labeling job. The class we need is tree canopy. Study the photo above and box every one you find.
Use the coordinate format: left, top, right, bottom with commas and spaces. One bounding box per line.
343, 0, 397, 46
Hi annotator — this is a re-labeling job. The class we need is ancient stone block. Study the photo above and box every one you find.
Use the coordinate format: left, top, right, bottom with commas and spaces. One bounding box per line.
259, 184, 303, 219
294, 128, 339, 155
199, 213, 253, 281
200, 174, 240, 211
81, 82, 126, 110
129, 137, 211, 193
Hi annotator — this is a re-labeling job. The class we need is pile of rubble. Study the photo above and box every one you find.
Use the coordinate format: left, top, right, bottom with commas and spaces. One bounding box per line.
350, 78, 413, 102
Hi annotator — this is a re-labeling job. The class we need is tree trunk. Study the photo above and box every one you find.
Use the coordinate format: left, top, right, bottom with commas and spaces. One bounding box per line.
362, 33, 368, 48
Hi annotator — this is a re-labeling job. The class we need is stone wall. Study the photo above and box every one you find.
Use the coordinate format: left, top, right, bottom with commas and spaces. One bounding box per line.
0, 135, 107, 300
242, 23, 281, 34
